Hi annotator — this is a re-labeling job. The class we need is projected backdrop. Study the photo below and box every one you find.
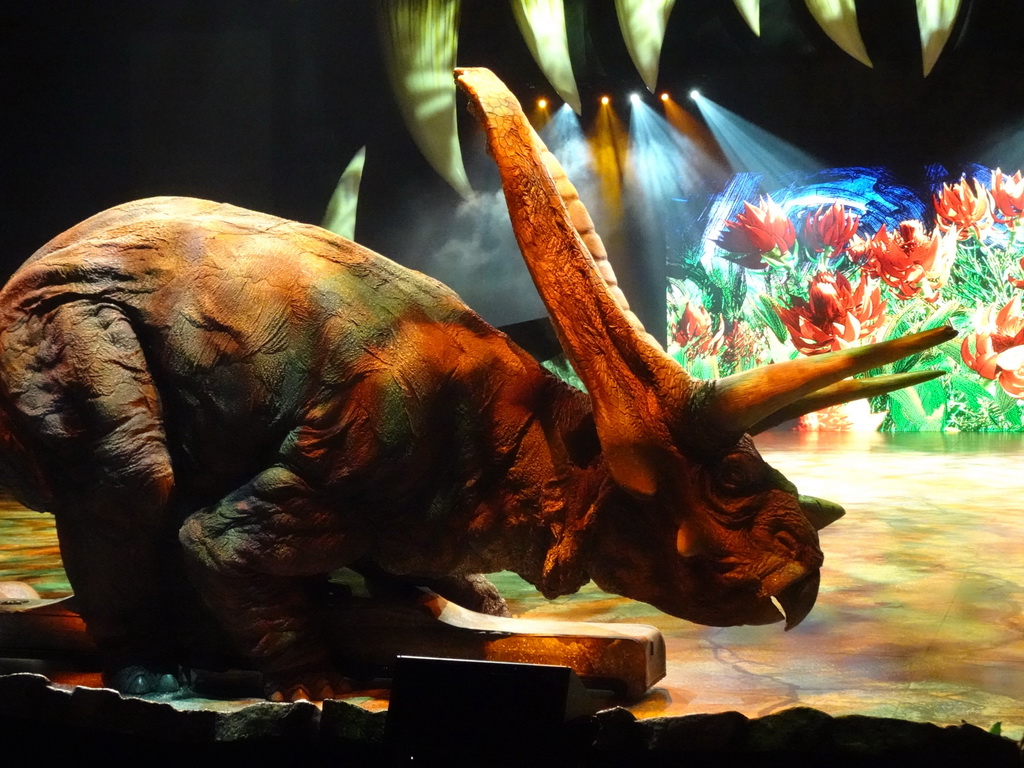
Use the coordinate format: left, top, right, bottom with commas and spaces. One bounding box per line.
666, 166, 1024, 431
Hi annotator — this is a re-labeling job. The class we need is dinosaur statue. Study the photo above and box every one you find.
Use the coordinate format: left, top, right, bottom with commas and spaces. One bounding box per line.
0, 68, 953, 701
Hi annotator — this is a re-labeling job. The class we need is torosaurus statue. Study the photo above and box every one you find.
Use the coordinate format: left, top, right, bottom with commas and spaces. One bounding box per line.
0, 68, 953, 700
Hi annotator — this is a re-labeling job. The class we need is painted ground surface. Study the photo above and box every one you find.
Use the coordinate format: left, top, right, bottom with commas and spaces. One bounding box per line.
1, 431, 1021, 738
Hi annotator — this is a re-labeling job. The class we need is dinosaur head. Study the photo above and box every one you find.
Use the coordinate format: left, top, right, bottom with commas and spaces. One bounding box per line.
455, 67, 953, 630
582, 433, 839, 628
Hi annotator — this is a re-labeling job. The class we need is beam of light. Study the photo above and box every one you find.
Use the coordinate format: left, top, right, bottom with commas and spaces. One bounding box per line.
733, 0, 760, 36
689, 93, 822, 192
804, 0, 872, 68
540, 103, 609, 236
662, 96, 728, 170
614, 0, 677, 92
321, 146, 366, 241
539, 105, 593, 183
510, 0, 582, 113
626, 98, 731, 314
969, 122, 1024, 177
376, 0, 471, 197
592, 98, 629, 222
917, 0, 962, 76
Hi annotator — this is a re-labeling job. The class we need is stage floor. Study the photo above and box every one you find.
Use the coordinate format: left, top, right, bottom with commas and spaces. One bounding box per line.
1, 431, 1021, 739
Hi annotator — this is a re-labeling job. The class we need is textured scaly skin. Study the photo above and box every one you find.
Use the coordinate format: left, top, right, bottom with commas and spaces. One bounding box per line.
0, 70, 868, 699
0, 196, 607, 695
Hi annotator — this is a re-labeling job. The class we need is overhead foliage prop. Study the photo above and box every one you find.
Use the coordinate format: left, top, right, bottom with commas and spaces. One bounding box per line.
321, 146, 367, 242
733, 0, 761, 36
614, 0, 677, 93
511, 0, 582, 113
917, 0, 963, 76
804, 0, 873, 68
377, 0, 472, 198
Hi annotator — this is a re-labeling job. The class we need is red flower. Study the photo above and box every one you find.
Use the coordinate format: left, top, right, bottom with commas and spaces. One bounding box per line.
802, 202, 860, 255
774, 271, 887, 356
713, 196, 796, 269
989, 168, 1024, 225
1010, 255, 1024, 290
719, 320, 767, 370
672, 302, 724, 356
853, 221, 956, 303
961, 295, 1024, 398
934, 177, 992, 239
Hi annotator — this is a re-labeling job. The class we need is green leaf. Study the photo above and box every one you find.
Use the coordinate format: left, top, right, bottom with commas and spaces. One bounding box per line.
887, 388, 926, 430
917, 377, 948, 416
992, 387, 1024, 427
887, 382, 946, 431
917, 299, 961, 332
751, 295, 788, 343
541, 355, 584, 391
683, 355, 716, 380
950, 374, 995, 407
993, 386, 1022, 416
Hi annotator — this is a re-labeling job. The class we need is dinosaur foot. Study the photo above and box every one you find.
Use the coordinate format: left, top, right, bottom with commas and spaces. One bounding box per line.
264, 667, 352, 702
105, 663, 187, 695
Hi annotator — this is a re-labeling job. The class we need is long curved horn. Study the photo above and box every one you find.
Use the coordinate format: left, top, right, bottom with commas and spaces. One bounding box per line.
457, 66, 953, 485
534, 113, 663, 352
455, 67, 692, 496
748, 369, 945, 434
709, 326, 956, 436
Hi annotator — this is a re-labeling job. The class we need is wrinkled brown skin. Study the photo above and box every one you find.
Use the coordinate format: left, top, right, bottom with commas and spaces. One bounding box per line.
0, 197, 822, 700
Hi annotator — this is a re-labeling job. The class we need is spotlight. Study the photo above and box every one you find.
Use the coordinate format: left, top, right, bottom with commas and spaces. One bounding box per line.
600, 95, 610, 106
629, 93, 640, 105
689, 89, 700, 100
537, 98, 548, 109
660, 92, 669, 102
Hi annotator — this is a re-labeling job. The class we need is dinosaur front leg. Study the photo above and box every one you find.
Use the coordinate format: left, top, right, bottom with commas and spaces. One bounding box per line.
179, 465, 368, 701
358, 563, 512, 617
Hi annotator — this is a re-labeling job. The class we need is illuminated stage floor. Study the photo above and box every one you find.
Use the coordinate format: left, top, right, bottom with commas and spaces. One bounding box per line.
1, 431, 1022, 739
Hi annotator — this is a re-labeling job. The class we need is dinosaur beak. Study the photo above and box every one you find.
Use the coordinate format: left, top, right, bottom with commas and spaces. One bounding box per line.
770, 568, 821, 631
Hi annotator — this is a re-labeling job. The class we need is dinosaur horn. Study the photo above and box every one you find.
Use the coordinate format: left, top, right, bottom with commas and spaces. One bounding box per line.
708, 326, 956, 436
748, 369, 945, 434
455, 67, 691, 497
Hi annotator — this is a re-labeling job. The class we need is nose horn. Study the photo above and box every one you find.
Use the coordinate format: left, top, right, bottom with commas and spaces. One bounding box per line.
799, 495, 845, 530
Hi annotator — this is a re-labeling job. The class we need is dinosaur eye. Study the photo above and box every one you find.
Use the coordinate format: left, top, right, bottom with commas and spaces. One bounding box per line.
716, 452, 766, 492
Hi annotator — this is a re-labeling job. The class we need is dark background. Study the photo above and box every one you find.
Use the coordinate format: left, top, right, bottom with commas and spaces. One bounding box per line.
3, 0, 1023, 336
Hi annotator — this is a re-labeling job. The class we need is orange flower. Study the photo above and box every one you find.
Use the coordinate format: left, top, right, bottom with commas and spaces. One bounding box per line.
713, 196, 796, 269
934, 177, 992, 239
961, 295, 1024, 398
672, 302, 724, 356
989, 168, 1024, 225
774, 271, 887, 356
802, 202, 860, 255
854, 221, 957, 303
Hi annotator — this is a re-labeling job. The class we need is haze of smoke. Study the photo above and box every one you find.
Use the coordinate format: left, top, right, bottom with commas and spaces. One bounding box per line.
413, 187, 546, 327
413, 123, 608, 329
